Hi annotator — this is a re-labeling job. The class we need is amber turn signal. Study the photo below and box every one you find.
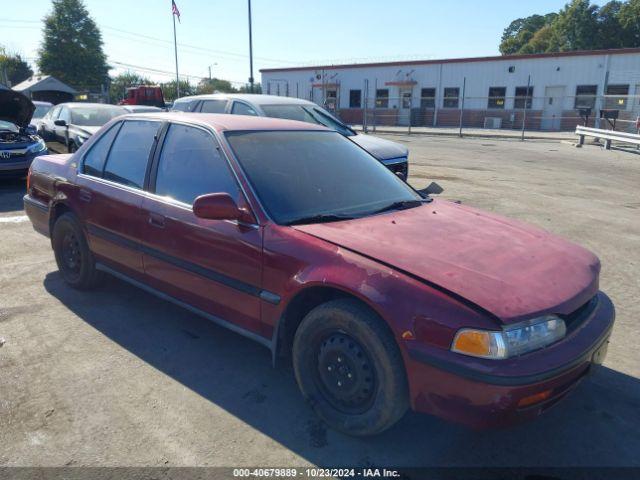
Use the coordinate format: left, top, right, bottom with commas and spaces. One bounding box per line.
517, 389, 552, 408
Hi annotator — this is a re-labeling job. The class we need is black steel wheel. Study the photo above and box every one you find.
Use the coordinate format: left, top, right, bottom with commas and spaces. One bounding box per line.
52, 212, 103, 289
292, 299, 409, 436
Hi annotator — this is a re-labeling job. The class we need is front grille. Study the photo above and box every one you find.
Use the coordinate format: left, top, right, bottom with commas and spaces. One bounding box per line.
561, 295, 598, 333
0, 151, 27, 163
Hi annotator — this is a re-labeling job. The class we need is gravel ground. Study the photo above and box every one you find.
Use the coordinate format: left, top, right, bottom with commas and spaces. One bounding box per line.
0, 136, 639, 468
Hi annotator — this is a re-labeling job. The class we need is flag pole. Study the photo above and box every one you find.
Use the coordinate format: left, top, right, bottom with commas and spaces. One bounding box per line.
173, 4, 180, 98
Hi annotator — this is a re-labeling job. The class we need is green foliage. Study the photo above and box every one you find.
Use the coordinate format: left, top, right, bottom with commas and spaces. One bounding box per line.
38, 0, 109, 89
109, 71, 152, 104
239, 82, 262, 94
0, 47, 34, 86
499, 0, 640, 55
196, 78, 239, 94
161, 79, 195, 101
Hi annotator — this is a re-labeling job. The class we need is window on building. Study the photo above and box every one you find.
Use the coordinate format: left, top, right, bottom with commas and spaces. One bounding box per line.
349, 89, 361, 108
375, 89, 389, 108
155, 124, 240, 205
420, 88, 436, 108
605, 84, 629, 109
488, 87, 506, 109
514, 86, 533, 109
574, 85, 598, 109
443, 88, 459, 108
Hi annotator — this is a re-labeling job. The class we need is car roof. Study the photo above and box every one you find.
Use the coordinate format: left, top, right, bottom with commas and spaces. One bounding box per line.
57, 102, 128, 109
174, 93, 315, 107
122, 112, 330, 133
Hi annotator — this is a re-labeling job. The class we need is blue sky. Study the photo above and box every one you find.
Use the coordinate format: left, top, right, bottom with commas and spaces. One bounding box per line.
0, 0, 604, 86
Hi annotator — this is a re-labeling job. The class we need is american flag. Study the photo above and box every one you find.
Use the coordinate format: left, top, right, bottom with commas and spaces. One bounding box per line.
171, 0, 181, 22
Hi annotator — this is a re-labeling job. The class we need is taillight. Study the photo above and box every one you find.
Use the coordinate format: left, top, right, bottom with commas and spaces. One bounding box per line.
26, 167, 32, 192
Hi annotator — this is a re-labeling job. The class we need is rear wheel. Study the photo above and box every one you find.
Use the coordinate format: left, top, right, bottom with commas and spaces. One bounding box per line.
292, 299, 409, 436
52, 212, 103, 289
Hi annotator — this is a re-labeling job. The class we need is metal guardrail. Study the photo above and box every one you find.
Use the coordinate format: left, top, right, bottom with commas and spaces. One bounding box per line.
575, 125, 640, 150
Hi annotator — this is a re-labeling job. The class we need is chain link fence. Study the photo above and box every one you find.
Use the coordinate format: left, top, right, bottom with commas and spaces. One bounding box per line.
331, 93, 640, 139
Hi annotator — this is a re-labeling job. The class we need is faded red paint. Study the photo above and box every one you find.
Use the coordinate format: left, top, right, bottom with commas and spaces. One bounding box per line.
24, 113, 615, 429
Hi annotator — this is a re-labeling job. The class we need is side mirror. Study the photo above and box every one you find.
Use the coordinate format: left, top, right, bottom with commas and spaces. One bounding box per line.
54, 119, 67, 127
193, 193, 241, 221
417, 181, 444, 198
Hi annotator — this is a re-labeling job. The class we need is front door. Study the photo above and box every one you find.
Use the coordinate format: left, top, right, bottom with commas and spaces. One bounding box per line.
542, 86, 565, 130
140, 122, 264, 336
398, 87, 413, 126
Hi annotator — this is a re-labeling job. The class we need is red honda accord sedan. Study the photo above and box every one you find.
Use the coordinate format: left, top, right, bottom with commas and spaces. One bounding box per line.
24, 113, 615, 436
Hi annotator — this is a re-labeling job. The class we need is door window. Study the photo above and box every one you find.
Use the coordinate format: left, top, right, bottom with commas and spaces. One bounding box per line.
103, 120, 160, 189
231, 102, 258, 116
47, 106, 61, 119
154, 124, 240, 205
82, 122, 121, 177
200, 100, 228, 113
58, 107, 71, 123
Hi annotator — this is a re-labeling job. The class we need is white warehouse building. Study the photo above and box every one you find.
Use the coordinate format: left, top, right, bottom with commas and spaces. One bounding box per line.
261, 48, 640, 131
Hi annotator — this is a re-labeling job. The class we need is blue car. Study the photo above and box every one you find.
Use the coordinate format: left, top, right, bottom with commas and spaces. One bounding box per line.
0, 89, 49, 177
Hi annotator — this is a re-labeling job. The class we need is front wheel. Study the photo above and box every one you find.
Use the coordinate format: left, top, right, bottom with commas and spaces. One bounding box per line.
52, 212, 103, 289
292, 299, 409, 436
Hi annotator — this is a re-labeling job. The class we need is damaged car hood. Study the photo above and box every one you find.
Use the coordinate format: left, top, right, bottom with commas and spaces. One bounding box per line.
294, 199, 600, 323
0, 90, 35, 129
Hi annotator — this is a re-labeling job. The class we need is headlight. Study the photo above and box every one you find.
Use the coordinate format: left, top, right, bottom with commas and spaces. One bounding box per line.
27, 138, 47, 154
451, 315, 566, 359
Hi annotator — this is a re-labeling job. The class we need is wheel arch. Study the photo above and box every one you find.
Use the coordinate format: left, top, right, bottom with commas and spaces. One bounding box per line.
272, 284, 396, 368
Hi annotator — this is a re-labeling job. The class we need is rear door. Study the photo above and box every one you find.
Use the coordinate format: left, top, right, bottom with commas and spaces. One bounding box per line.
140, 122, 265, 336
76, 119, 163, 278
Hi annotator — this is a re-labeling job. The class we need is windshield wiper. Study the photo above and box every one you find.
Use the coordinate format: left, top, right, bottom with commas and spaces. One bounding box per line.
370, 199, 424, 215
286, 213, 356, 226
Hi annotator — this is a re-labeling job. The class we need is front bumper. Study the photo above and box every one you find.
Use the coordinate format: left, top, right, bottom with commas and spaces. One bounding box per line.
0, 149, 48, 174
405, 291, 615, 428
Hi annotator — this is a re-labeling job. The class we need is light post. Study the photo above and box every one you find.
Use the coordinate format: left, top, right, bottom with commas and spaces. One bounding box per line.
247, 0, 254, 93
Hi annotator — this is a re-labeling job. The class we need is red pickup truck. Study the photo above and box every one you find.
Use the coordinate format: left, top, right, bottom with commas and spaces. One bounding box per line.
119, 85, 165, 108
24, 112, 614, 435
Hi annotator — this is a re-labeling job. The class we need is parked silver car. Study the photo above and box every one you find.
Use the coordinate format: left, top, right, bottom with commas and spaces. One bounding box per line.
172, 94, 409, 179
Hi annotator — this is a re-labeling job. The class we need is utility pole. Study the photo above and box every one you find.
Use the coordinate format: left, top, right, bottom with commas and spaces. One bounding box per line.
247, 0, 254, 93
172, 5, 180, 98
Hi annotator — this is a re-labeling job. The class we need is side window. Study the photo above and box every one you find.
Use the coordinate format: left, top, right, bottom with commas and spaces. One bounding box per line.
58, 107, 71, 123
82, 123, 121, 177
231, 102, 258, 116
49, 106, 61, 120
154, 124, 240, 205
103, 120, 160, 189
173, 100, 198, 112
200, 100, 227, 113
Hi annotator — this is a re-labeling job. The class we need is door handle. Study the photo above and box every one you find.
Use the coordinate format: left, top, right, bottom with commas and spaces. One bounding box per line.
148, 213, 165, 228
79, 189, 92, 203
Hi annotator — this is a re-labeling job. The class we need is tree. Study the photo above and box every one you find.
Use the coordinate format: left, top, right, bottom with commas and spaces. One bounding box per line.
161, 79, 194, 101
38, 0, 109, 90
618, 0, 640, 46
109, 71, 152, 103
239, 83, 262, 94
498, 0, 640, 55
196, 77, 238, 95
0, 47, 33, 86
551, 0, 600, 51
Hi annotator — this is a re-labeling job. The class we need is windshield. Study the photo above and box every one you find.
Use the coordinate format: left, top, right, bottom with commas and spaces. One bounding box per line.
70, 106, 127, 126
261, 104, 356, 137
33, 104, 52, 119
225, 130, 420, 225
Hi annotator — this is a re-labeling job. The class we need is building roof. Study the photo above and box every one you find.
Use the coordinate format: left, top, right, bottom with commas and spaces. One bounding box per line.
260, 47, 640, 73
12, 75, 77, 94
127, 112, 329, 132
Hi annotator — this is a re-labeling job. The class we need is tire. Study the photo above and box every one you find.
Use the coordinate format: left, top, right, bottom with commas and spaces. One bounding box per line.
68, 141, 77, 153
52, 212, 103, 290
292, 298, 409, 436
